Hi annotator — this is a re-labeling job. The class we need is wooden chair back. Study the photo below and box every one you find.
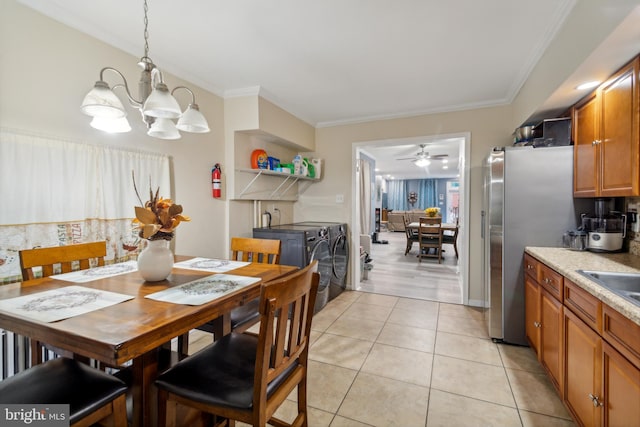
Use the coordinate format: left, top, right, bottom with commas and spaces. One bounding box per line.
418, 217, 443, 263
231, 237, 281, 264
252, 261, 319, 424
158, 262, 320, 426
19, 242, 107, 281
19, 242, 107, 365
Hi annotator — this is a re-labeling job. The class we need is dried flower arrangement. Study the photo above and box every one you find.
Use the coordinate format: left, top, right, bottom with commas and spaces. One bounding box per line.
132, 172, 190, 241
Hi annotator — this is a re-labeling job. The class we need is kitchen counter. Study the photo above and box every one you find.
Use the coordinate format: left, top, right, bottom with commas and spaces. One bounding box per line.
525, 247, 640, 326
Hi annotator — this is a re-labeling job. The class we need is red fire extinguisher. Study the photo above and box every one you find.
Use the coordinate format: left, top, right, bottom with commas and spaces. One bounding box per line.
212, 163, 221, 198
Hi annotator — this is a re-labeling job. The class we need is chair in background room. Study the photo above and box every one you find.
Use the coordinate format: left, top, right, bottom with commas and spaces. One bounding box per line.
418, 216, 443, 263
404, 215, 419, 255
0, 357, 128, 427
19, 242, 107, 364
442, 217, 459, 259
177, 237, 282, 358
156, 262, 319, 427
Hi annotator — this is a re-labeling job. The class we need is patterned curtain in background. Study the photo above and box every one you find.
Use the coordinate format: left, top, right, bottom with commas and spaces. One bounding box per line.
0, 128, 170, 284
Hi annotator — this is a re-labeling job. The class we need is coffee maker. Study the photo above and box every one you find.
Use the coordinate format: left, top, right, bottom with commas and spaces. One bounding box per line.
581, 198, 626, 252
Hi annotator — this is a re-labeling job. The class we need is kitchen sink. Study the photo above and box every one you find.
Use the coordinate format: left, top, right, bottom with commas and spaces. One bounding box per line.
576, 270, 640, 307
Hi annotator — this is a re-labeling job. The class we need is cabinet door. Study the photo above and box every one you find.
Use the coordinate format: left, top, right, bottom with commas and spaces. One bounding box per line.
602, 341, 640, 426
564, 309, 602, 427
525, 276, 540, 354
540, 288, 563, 393
573, 94, 599, 197
599, 58, 639, 197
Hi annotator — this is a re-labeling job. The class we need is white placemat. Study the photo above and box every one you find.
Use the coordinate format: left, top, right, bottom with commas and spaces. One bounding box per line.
173, 258, 250, 273
50, 261, 138, 283
0, 285, 134, 323
145, 274, 260, 305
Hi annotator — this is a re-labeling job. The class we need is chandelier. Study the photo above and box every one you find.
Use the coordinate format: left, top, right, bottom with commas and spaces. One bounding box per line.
80, 0, 209, 139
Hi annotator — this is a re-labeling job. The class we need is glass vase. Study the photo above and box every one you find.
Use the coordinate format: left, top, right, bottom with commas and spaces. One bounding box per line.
137, 239, 174, 281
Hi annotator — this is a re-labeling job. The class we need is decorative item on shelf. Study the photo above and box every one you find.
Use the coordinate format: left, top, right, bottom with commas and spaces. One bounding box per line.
79, 0, 210, 139
425, 207, 439, 217
408, 191, 418, 206
251, 149, 268, 169
132, 172, 190, 281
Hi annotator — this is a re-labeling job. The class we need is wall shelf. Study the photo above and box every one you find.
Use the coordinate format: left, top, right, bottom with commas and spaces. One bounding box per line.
235, 168, 319, 200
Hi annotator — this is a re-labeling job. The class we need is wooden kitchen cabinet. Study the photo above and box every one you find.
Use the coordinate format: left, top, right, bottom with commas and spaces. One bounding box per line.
564, 309, 601, 427
601, 341, 640, 426
540, 287, 563, 393
523, 254, 563, 393
526, 254, 640, 426
573, 57, 640, 197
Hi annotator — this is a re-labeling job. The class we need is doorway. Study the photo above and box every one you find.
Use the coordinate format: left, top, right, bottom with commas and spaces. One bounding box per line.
350, 133, 470, 305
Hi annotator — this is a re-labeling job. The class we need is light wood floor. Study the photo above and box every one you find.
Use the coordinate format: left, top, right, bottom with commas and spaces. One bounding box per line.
357, 230, 462, 304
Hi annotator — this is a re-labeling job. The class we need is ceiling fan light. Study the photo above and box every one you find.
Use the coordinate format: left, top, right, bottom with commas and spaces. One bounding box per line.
176, 104, 210, 133
142, 83, 182, 118
414, 158, 430, 167
81, 81, 126, 118
147, 118, 181, 140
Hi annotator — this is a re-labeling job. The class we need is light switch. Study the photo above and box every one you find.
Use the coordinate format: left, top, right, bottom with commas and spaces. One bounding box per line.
336, 194, 344, 204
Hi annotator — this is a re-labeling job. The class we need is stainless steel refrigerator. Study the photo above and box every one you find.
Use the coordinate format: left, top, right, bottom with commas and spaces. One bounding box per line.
481, 145, 590, 345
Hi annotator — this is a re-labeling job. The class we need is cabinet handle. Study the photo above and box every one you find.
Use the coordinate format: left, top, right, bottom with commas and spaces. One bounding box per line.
592, 140, 602, 146
534, 321, 541, 328
544, 278, 551, 284
527, 264, 534, 270
588, 393, 604, 407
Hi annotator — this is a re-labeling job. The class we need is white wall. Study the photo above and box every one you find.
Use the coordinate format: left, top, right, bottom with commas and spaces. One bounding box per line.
1, 0, 226, 258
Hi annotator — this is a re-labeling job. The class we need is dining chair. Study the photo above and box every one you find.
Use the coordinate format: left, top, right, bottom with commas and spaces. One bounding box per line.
0, 357, 128, 427
403, 215, 419, 255
156, 261, 319, 427
177, 237, 282, 358
19, 242, 107, 365
19, 241, 107, 281
442, 218, 459, 259
418, 217, 443, 263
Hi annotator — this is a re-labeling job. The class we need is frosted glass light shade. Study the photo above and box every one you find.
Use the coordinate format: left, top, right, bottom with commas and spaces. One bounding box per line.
81, 81, 126, 118
147, 118, 181, 140
90, 116, 132, 133
414, 158, 430, 167
176, 104, 210, 133
142, 83, 181, 118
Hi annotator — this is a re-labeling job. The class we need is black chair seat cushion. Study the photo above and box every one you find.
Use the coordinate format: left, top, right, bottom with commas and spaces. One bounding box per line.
230, 298, 260, 329
195, 298, 260, 334
156, 332, 297, 410
0, 357, 127, 424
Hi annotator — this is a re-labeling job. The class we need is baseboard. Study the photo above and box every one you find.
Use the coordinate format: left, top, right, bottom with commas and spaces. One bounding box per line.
467, 299, 485, 308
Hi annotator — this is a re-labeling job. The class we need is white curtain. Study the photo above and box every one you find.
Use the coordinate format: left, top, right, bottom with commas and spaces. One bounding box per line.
0, 128, 170, 283
359, 159, 371, 235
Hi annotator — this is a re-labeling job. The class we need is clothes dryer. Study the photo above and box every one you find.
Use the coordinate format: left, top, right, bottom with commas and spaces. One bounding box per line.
253, 223, 332, 312
292, 222, 349, 300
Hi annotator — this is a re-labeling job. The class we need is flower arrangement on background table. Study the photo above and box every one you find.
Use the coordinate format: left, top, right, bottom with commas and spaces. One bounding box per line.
424, 207, 439, 217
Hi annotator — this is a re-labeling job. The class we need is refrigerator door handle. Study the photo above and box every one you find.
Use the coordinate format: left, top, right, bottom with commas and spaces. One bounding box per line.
481, 211, 485, 239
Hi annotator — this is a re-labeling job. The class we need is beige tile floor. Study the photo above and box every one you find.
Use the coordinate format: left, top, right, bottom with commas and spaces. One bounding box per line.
187, 290, 576, 426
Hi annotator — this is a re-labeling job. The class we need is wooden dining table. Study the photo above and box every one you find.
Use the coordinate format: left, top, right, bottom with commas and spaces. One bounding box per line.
0, 257, 297, 427
407, 221, 458, 234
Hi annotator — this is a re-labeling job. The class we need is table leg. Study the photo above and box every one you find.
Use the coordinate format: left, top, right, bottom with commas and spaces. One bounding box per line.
131, 349, 159, 427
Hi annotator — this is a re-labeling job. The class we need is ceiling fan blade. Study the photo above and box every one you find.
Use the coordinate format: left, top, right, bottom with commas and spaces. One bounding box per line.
430, 154, 449, 159
396, 157, 416, 160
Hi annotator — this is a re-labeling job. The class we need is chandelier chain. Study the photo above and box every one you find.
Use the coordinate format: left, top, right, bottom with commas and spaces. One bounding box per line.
143, 0, 150, 60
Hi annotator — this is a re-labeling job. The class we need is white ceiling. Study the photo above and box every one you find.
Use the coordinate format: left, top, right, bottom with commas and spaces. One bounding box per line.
16, 0, 640, 178
20, 0, 576, 128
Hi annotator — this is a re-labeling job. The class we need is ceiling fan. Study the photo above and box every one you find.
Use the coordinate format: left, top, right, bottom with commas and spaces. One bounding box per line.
396, 144, 449, 166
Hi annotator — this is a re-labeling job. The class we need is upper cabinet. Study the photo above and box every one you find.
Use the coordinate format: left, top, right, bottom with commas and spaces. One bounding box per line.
573, 57, 640, 197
